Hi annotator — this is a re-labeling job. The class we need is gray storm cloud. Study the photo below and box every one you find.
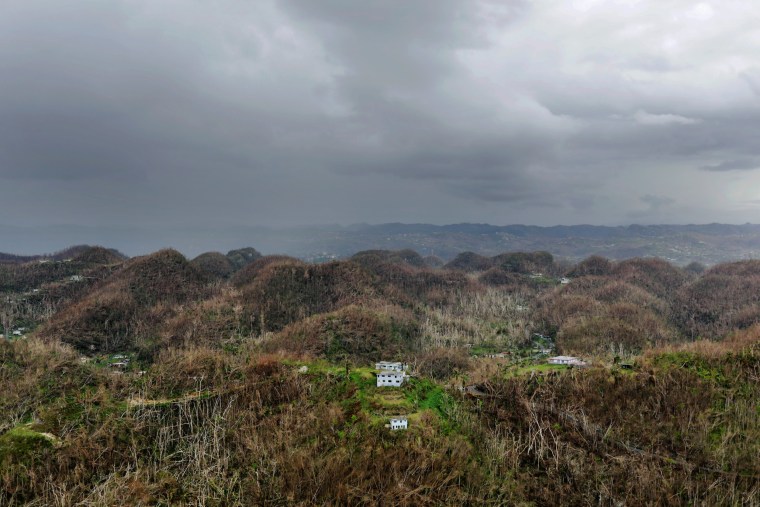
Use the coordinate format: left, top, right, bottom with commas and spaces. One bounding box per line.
1, 0, 760, 240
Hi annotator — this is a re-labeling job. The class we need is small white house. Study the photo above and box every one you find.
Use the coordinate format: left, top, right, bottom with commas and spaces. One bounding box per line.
377, 370, 407, 387
548, 356, 588, 367
389, 417, 408, 430
375, 361, 407, 372
560, 277, 571, 284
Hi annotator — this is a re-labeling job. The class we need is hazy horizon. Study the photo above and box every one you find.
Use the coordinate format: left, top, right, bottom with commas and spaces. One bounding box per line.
4, 221, 760, 263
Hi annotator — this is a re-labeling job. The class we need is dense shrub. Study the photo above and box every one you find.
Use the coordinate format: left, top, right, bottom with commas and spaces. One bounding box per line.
415, 347, 471, 380
190, 252, 235, 279
238, 260, 377, 333
265, 304, 420, 363
351, 249, 426, 269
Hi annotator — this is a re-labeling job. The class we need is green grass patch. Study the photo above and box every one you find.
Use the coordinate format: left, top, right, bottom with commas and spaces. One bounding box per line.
653, 352, 728, 386
0, 426, 56, 463
286, 359, 461, 434
403, 378, 448, 417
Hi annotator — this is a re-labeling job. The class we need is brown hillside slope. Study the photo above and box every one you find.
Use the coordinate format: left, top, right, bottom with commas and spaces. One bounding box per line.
40, 249, 210, 354
191, 252, 236, 279
675, 260, 760, 339
536, 262, 682, 353
264, 304, 420, 362
230, 255, 304, 287
71, 246, 127, 265
350, 249, 426, 269
0, 248, 127, 293
237, 260, 377, 334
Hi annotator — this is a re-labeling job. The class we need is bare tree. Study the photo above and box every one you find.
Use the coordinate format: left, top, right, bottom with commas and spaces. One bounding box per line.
0, 294, 18, 339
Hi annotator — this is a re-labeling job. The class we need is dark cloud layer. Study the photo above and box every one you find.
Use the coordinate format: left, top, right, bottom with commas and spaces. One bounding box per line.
2, 0, 760, 252
701, 159, 760, 172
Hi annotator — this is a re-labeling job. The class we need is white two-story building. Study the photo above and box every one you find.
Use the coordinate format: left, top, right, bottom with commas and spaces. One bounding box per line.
377, 370, 407, 387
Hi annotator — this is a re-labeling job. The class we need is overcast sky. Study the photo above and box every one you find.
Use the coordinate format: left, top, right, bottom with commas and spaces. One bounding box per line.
2, 0, 760, 234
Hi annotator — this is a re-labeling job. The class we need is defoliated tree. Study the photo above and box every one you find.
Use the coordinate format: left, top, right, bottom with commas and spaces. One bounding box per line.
0, 294, 18, 339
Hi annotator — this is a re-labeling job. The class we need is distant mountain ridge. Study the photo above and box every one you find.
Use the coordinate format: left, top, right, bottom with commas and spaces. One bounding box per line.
2, 223, 760, 265
287, 222, 760, 265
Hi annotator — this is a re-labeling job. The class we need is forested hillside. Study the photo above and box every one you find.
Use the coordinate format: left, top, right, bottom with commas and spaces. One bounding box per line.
0, 247, 758, 505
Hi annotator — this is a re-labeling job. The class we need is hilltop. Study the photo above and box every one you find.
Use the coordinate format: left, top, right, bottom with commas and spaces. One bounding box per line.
9, 246, 760, 358
0, 244, 126, 265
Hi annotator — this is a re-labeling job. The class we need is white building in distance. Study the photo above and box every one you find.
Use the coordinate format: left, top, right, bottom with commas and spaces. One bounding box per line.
377, 370, 407, 387
389, 417, 408, 430
548, 356, 588, 367
375, 361, 407, 372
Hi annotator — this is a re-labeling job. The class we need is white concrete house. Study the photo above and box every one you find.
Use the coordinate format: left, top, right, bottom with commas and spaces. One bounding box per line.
377, 370, 407, 387
375, 361, 407, 372
548, 356, 588, 366
389, 417, 408, 430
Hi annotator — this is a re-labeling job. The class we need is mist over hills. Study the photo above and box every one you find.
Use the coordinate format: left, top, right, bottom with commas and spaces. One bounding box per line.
3, 222, 760, 265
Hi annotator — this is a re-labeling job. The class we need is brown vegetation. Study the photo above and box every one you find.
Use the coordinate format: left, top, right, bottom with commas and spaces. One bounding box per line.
190, 252, 235, 279
675, 260, 760, 339
39, 250, 210, 354
414, 347, 471, 380
237, 260, 377, 334
264, 304, 420, 363
350, 249, 426, 269
2, 247, 760, 505
465, 330, 760, 505
25, 248, 760, 362
445, 250, 557, 275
